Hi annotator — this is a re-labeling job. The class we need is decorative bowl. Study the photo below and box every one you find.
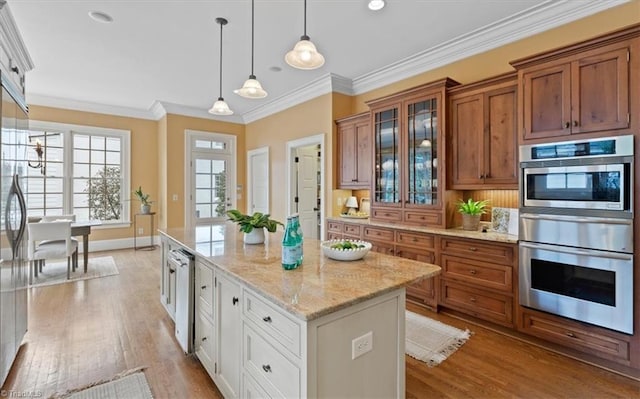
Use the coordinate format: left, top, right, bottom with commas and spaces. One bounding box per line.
321, 240, 372, 261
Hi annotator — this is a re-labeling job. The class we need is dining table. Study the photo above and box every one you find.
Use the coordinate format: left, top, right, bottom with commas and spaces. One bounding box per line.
71, 221, 101, 272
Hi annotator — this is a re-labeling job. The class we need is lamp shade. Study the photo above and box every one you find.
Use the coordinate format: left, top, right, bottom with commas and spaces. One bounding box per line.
234, 76, 268, 98
285, 37, 325, 70
209, 97, 234, 115
345, 196, 359, 208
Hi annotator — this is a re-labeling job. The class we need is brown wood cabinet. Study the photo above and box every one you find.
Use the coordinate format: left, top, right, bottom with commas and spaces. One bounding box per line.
511, 26, 639, 142
336, 113, 371, 189
439, 236, 516, 327
448, 74, 518, 189
366, 78, 459, 227
519, 307, 632, 366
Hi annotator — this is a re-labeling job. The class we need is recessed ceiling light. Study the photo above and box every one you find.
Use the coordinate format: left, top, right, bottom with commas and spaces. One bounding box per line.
368, 0, 385, 11
88, 11, 113, 23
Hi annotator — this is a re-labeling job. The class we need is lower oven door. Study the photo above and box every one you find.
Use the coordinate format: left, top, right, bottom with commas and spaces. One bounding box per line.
519, 241, 633, 334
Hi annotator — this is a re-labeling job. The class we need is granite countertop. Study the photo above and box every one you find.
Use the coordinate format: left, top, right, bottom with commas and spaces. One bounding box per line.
159, 223, 441, 322
327, 216, 519, 244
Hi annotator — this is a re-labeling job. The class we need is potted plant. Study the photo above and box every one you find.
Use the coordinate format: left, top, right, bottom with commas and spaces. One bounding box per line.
226, 209, 283, 244
133, 186, 152, 214
456, 198, 488, 231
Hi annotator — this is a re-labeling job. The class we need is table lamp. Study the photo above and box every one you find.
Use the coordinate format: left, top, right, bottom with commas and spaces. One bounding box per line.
345, 196, 359, 215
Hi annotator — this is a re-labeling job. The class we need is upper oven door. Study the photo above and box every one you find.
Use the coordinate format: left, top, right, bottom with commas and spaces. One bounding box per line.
523, 164, 628, 211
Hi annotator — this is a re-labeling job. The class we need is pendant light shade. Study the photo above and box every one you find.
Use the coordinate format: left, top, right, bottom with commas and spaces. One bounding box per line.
285, 0, 324, 70
235, 0, 267, 98
209, 17, 234, 115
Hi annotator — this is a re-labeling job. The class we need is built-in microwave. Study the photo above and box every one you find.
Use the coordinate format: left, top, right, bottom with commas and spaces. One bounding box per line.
520, 135, 633, 213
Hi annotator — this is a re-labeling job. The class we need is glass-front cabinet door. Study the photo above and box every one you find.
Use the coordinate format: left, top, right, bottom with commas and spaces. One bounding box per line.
373, 106, 401, 206
406, 95, 439, 207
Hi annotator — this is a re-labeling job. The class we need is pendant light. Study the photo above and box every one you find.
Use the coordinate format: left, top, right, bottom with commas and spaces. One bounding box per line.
209, 17, 233, 115
285, 0, 325, 70
234, 0, 267, 98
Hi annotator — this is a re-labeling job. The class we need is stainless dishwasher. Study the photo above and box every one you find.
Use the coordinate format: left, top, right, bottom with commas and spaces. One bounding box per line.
169, 248, 195, 354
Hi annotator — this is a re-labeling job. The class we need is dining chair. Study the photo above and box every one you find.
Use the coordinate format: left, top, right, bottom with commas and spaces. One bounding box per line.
35, 214, 79, 272
27, 220, 78, 282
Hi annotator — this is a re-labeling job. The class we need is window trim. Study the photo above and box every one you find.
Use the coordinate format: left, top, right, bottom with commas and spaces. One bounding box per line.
28, 120, 131, 225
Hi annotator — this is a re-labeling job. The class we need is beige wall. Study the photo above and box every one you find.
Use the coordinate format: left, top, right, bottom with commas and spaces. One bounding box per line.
245, 94, 334, 224
28, 105, 159, 241
163, 113, 245, 228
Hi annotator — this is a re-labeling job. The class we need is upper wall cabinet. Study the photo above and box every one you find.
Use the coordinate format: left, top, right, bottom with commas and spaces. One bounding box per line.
448, 73, 518, 189
366, 78, 459, 228
0, 1, 33, 101
511, 24, 640, 142
336, 112, 371, 189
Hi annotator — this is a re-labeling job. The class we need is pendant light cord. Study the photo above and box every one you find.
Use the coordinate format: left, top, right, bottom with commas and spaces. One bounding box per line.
219, 20, 223, 99
251, 0, 255, 76
303, 0, 307, 36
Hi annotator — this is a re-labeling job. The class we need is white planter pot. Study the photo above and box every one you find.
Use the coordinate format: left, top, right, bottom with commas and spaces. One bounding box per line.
141, 204, 151, 214
244, 228, 265, 244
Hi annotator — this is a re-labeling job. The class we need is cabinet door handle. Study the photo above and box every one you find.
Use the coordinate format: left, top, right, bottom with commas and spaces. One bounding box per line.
352, 179, 358, 182
169, 269, 176, 274
565, 332, 577, 338
201, 285, 207, 290
232, 297, 239, 305
573, 120, 578, 127
11, 66, 19, 74
263, 316, 272, 323
564, 121, 571, 129
469, 269, 477, 275
202, 336, 207, 341
262, 364, 272, 373
469, 247, 478, 252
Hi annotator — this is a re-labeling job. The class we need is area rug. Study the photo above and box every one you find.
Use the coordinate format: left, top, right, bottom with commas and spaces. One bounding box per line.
50, 367, 152, 399
406, 310, 472, 367
30, 256, 119, 288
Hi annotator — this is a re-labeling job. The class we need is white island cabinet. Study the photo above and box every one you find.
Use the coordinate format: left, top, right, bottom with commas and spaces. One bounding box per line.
160, 224, 440, 398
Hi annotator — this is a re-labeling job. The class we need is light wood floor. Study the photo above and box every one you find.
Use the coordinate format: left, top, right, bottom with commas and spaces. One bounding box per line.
2, 248, 639, 398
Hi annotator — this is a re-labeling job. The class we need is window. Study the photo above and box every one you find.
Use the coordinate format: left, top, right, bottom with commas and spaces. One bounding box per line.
25, 121, 131, 225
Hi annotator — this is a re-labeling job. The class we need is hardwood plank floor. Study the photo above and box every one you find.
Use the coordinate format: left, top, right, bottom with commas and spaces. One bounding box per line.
2, 248, 638, 398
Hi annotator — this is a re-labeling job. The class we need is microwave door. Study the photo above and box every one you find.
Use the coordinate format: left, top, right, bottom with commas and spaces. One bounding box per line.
4, 174, 27, 258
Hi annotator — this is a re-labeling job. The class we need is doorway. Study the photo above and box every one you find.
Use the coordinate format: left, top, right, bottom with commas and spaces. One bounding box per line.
286, 134, 324, 240
247, 147, 269, 215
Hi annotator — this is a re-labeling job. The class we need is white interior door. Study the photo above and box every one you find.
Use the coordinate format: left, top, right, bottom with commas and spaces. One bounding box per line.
247, 147, 269, 215
296, 145, 319, 240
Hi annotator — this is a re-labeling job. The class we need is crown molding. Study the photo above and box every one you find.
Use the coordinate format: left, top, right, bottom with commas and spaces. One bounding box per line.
0, 1, 34, 72
154, 101, 245, 124
27, 93, 158, 120
243, 73, 352, 123
352, 0, 629, 94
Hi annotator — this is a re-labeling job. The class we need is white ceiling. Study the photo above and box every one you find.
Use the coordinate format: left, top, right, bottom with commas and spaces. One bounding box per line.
7, 0, 627, 123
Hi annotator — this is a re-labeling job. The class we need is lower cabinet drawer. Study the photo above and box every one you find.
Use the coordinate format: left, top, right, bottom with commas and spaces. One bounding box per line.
440, 280, 513, 327
327, 221, 342, 233
343, 223, 362, 237
403, 211, 442, 226
243, 323, 301, 399
326, 232, 342, 240
243, 372, 271, 399
395, 231, 435, 249
519, 308, 631, 364
195, 311, 215, 377
440, 255, 512, 292
363, 226, 394, 242
369, 240, 395, 255
243, 291, 301, 356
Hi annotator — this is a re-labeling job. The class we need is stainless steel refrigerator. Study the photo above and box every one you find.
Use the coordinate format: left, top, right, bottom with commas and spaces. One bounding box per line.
0, 70, 29, 386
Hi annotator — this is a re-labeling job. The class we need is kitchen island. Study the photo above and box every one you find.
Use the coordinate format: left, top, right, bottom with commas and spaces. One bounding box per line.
159, 223, 441, 398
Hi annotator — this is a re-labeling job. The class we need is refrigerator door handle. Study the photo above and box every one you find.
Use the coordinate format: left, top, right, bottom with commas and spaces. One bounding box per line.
4, 174, 27, 257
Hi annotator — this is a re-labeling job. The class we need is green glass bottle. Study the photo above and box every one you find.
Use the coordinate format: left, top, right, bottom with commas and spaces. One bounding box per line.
282, 216, 299, 270
292, 214, 303, 266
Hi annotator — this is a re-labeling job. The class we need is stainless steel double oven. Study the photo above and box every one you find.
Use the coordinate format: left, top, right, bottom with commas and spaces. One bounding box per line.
519, 135, 634, 334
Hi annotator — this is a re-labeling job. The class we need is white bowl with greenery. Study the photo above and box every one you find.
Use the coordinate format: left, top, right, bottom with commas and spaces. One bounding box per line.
321, 240, 372, 261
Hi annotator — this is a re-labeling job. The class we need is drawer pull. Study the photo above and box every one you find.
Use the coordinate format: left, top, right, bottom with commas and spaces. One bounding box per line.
564, 121, 571, 129
201, 285, 207, 289
469, 297, 477, 303
262, 364, 272, 373
202, 336, 207, 341
468, 247, 478, 252
565, 332, 577, 338
412, 237, 418, 242
263, 316, 272, 323
573, 120, 579, 127
232, 297, 239, 305
469, 269, 477, 275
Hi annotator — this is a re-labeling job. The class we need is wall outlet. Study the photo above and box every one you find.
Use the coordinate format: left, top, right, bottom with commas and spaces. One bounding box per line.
172, 194, 178, 201
138, 228, 143, 235
351, 331, 373, 360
